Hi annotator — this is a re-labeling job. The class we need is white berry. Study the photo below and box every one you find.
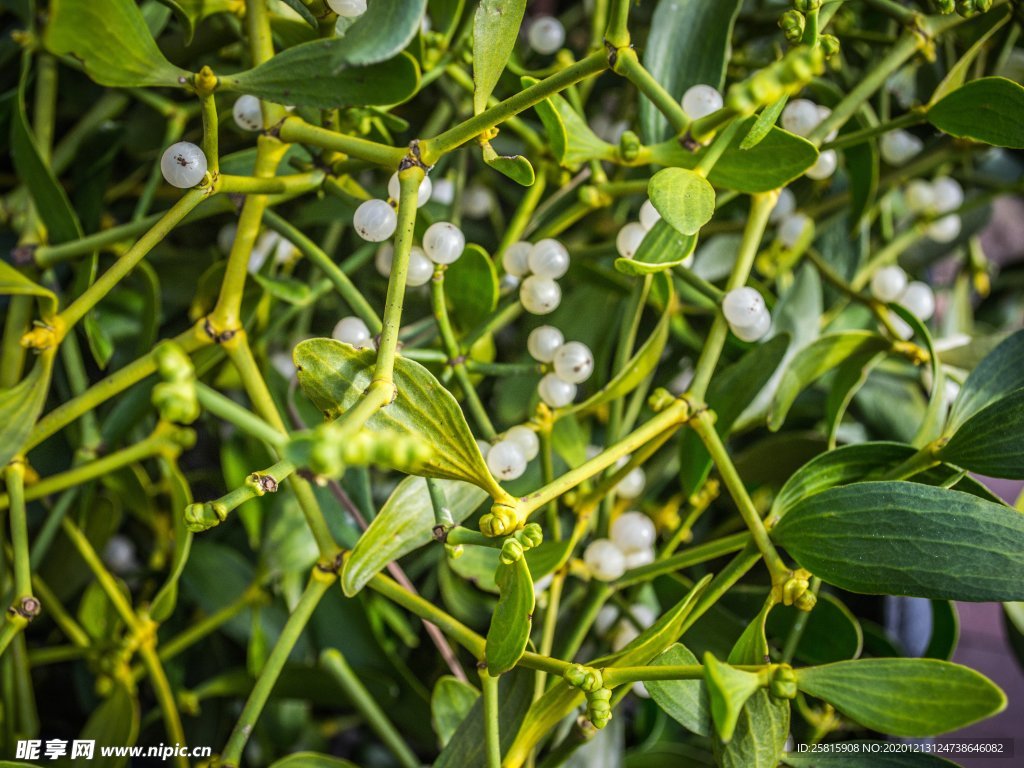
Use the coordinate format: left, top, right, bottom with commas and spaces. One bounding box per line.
732, 310, 772, 342
584, 539, 626, 582
595, 605, 620, 635
722, 287, 767, 329
476, 439, 491, 460
816, 104, 838, 142
332, 316, 372, 349
615, 467, 646, 500
103, 535, 138, 574
406, 246, 434, 287
520, 276, 562, 315
374, 243, 394, 277
905, 180, 937, 214
616, 222, 647, 259
218, 223, 237, 255
353, 199, 397, 242
781, 99, 820, 137
927, 214, 961, 243
611, 620, 639, 651
778, 212, 810, 248
505, 425, 540, 462
611, 511, 656, 553
624, 547, 655, 569
553, 341, 594, 384
327, 0, 366, 18
528, 239, 570, 279
870, 265, 908, 303
770, 188, 796, 224
502, 241, 533, 277
901, 281, 935, 321
160, 142, 208, 188
527, 325, 564, 363
639, 199, 661, 231
423, 222, 465, 265
232, 95, 263, 132
431, 178, 455, 205
538, 373, 576, 408
487, 440, 527, 481
880, 130, 923, 166
462, 184, 492, 219
388, 172, 432, 208
528, 16, 565, 55
806, 149, 838, 180
682, 84, 724, 120
932, 177, 964, 214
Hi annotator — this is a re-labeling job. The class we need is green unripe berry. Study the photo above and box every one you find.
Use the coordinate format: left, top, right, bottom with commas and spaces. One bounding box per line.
516, 523, 543, 550
820, 34, 840, 60
618, 130, 641, 162
779, 10, 805, 43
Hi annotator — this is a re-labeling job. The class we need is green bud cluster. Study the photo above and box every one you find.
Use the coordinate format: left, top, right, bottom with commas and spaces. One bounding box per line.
586, 687, 612, 729
956, 0, 993, 16
564, 663, 604, 692
292, 424, 434, 478
725, 46, 826, 116
184, 501, 228, 533
152, 342, 200, 424
779, 10, 805, 43
769, 664, 799, 700
781, 568, 817, 611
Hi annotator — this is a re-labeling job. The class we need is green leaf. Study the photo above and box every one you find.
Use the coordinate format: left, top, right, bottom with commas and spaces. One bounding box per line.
825, 350, 885, 449
924, 600, 959, 661
728, 599, 771, 666
769, 331, 890, 431
740, 97, 787, 150
341, 476, 488, 596
431, 676, 480, 747
647, 644, 711, 736
436, 668, 533, 767
702, 653, 762, 742
268, 753, 360, 768
44, 0, 189, 87
713, 691, 789, 768
766, 593, 863, 665
222, 51, 421, 109
295, 339, 500, 494
11, 53, 82, 246
277, 0, 318, 30
772, 481, 1024, 601
639, 0, 742, 143
330, 0, 427, 68
947, 328, 1024, 432
939, 386, 1024, 479
445, 244, 499, 330
649, 118, 818, 194
614, 219, 697, 276
481, 140, 535, 186
562, 275, 672, 417
0, 350, 55, 470
473, 0, 526, 114
932, 8, 1010, 103
530, 84, 616, 168
486, 557, 534, 674
157, 0, 239, 42
680, 335, 790, 497
648, 168, 716, 236
928, 77, 1024, 148
795, 658, 1005, 737
0, 261, 58, 320
74, 682, 139, 768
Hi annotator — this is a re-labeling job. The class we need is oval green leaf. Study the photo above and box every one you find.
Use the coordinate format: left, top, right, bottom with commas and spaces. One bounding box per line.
646, 643, 711, 736
772, 481, 1024, 601
947, 328, 1024, 432
294, 339, 499, 494
0, 350, 55, 470
445, 244, 499, 331
223, 51, 420, 109
649, 168, 716, 236
330, 0, 427, 68
342, 476, 488, 596
473, 0, 526, 114
486, 557, 534, 674
529, 83, 616, 168
614, 219, 697, 276
928, 77, 1024, 149
432, 676, 480, 747
939, 386, 1024, 479
45, 0, 189, 87
713, 691, 789, 768
481, 141, 535, 186
795, 658, 1005, 737
703, 652, 762, 743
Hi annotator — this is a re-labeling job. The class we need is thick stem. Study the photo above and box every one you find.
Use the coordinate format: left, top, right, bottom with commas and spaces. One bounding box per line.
278, 117, 408, 168
481, 669, 502, 768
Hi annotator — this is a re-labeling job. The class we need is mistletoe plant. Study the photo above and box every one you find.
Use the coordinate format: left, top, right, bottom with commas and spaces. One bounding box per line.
3, 0, 1024, 765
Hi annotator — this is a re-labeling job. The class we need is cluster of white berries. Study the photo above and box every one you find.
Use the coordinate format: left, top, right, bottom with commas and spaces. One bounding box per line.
879, 129, 924, 166
681, 84, 724, 120
583, 512, 658, 582
904, 176, 964, 244
482, 425, 539, 482
781, 99, 839, 180
160, 142, 208, 189
527, 16, 565, 56
770, 188, 813, 250
326, 0, 366, 18
354, 172, 433, 243
870, 265, 935, 338
722, 286, 772, 342
502, 239, 570, 315
527, 326, 594, 408
372, 219, 465, 288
